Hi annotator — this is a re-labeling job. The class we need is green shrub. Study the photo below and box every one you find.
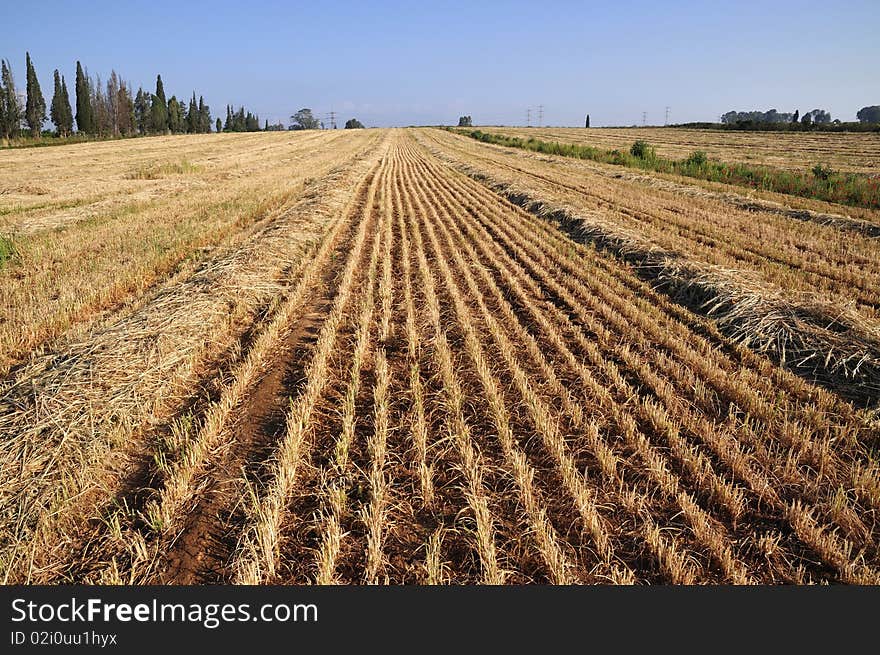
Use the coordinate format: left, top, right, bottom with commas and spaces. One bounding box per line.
811, 163, 834, 180
686, 150, 708, 166
630, 140, 655, 159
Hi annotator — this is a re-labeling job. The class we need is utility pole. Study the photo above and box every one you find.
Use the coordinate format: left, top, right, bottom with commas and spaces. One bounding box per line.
526, 108, 531, 127
642, 111, 647, 127
538, 105, 544, 127
665, 106, 670, 126
328, 110, 337, 130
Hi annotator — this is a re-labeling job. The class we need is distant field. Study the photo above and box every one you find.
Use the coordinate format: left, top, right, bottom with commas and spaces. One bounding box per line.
1, 129, 878, 586
478, 127, 880, 173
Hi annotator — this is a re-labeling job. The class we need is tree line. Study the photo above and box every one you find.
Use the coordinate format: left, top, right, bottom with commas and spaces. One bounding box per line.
0, 53, 221, 139
720, 105, 880, 128
2, 52, 368, 141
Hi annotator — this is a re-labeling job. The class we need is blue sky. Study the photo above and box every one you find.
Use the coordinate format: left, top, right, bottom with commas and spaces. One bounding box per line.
3, 0, 878, 127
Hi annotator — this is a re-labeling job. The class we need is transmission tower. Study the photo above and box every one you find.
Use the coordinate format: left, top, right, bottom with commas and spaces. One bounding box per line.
328, 110, 337, 130
538, 105, 544, 127
642, 111, 647, 126
665, 106, 670, 126
526, 108, 531, 127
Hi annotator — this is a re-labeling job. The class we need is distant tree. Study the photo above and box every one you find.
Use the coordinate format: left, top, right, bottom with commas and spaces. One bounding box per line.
264, 118, 268, 131
75, 61, 93, 134
856, 105, 880, 124
216, 117, 222, 133
149, 93, 167, 133
1, 59, 22, 139
105, 71, 120, 135
167, 95, 184, 133
154, 75, 167, 131
24, 52, 46, 137
134, 87, 150, 134
91, 73, 111, 135
457, 115, 472, 127
585, 114, 590, 128
116, 80, 135, 136
187, 93, 198, 133
59, 73, 74, 136
224, 105, 232, 131
344, 118, 364, 129
806, 109, 831, 124
290, 108, 320, 130
801, 112, 812, 127
198, 96, 211, 133
792, 109, 799, 124
50, 70, 68, 136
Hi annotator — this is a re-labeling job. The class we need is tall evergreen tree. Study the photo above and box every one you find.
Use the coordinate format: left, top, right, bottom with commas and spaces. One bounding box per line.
50, 69, 68, 136
224, 104, 232, 131
167, 95, 183, 133
116, 81, 135, 136
1, 59, 22, 139
60, 75, 73, 136
154, 75, 167, 130
75, 61, 93, 134
149, 93, 167, 134
198, 96, 210, 133
91, 73, 109, 135
187, 92, 198, 133
24, 52, 46, 137
216, 117, 222, 133
134, 87, 150, 135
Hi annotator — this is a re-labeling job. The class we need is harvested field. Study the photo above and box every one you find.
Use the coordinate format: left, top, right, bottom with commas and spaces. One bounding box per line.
419, 128, 880, 403
1, 130, 878, 585
478, 127, 880, 173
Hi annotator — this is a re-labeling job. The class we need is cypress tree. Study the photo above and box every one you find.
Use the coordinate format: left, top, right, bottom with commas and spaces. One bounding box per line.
1, 59, 22, 139
216, 117, 221, 133
167, 95, 182, 133
198, 96, 209, 133
75, 61, 93, 134
134, 87, 150, 135
187, 92, 198, 133
24, 52, 46, 137
60, 75, 73, 136
224, 105, 232, 131
149, 93, 167, 134
155, 75, 167, 130
50, 69, 65, 136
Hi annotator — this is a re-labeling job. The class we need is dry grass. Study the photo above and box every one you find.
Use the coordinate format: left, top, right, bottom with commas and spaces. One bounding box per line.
0, 130, 379, 375
418, 128, 880, 404
482, 126, 880, 173
3, 129, 878, 586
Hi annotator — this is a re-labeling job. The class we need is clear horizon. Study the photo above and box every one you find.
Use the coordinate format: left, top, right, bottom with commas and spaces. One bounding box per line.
3, 0, 878, 128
